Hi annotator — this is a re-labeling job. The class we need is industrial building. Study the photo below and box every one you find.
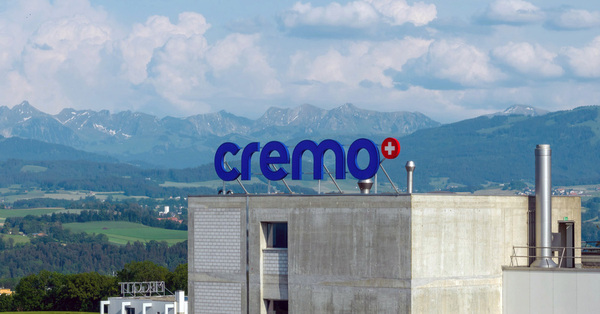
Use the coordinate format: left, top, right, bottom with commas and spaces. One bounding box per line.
188, 145, 600, 313
100, 282, 187, 314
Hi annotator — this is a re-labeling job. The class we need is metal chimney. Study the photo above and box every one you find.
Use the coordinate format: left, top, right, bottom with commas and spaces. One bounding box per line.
531, 144, 557, 268
358, 179, 374, 194
405, 161, 415, 194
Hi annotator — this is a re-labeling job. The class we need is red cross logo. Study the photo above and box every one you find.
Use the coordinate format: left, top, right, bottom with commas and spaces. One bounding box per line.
381, 137, 400, 159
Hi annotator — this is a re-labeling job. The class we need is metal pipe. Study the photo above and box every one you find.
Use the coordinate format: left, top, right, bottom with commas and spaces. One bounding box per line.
379, 160, 400, 194
405, 161, 415, 194
225, 162, 249, 194
323, 164, 343, 193
358, 179, 373, 194
531, 144, 557, 268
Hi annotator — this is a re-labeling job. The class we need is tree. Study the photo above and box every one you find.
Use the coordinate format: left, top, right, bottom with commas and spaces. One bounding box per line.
0, 294, 13, 311
117, 261, 170, 283
167, 263, 188, 293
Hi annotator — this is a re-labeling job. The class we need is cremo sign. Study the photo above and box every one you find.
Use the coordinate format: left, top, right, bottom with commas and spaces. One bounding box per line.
214, 138, 400, 181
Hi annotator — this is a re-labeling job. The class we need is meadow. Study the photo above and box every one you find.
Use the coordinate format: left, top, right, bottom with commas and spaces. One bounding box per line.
63, 221, 187, 245
0, 208, 74, 218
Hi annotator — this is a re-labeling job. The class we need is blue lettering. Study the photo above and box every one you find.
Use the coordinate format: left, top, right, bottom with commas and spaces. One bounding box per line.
214, 138, 387, 182
241, 142, 260, 180
214, 142, 241, 181
347, 138, 380, 180
292, 139, 345, 180
260, 141, 290, 181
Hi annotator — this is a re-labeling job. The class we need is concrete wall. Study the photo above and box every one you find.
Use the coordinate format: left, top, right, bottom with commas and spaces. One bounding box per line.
188, 197, 247, 313
409, 195, 581, 314
503, 267, 600, 314
105, 297, 178, 314
248, 195, 412, 313
410, 195, 531, 313
188, 194, 581, 314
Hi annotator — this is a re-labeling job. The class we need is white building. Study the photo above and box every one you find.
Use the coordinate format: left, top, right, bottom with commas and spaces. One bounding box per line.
100, 282, 187, 314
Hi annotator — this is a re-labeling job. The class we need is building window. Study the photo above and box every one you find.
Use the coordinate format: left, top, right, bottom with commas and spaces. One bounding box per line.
266, 222, 288, 248
265, 299, 288, 314
126, 307, 135, 314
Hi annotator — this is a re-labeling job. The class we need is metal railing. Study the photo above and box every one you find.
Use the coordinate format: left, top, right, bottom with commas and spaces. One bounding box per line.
509, 246, 589, 267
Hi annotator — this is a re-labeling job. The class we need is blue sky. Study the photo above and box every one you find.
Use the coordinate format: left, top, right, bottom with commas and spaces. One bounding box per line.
0, 0, 599, 122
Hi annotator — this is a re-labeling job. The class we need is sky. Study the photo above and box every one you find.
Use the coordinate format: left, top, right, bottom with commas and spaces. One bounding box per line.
0, 0, 599, 123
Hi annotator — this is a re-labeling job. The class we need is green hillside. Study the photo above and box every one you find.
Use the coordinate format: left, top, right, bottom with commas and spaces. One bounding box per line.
387, 106, 600, 191
63, 221, 187, 245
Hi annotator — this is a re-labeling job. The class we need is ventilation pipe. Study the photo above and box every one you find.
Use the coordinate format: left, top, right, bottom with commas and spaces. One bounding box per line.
358, 179, 374, 194
175, 290, 186, 314
405, 161, 415, 194
531, 144, 557, 268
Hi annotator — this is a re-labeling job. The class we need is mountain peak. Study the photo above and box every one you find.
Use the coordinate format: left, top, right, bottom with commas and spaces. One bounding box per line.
13, 101, 43, 116
488, 105, 549, 118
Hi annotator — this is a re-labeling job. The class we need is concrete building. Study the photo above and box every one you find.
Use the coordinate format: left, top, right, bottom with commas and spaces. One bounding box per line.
100, 282, 187, 314
188, 193, 582, 313
101, 293, 187, 314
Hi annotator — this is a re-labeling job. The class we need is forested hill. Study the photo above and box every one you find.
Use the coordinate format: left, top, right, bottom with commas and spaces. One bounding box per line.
0, 136, 115, 163
390, 106, 600, 191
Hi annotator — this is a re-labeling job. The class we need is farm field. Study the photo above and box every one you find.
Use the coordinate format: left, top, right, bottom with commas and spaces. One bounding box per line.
0, 234, 31, 245
63, 221, 187, 245
0, 208, 80, 218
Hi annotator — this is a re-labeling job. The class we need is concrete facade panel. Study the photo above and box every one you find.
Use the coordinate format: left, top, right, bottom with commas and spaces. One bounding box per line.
189, 194, 581, 313
503, 268, 600, 314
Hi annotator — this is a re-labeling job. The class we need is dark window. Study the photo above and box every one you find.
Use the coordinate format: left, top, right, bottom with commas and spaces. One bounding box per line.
266, 299, 288, 314
267, 223, 288, 248
126, 307, 135, 314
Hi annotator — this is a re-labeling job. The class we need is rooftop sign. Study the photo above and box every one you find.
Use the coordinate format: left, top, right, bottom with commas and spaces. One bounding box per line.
214, 138, 400, 181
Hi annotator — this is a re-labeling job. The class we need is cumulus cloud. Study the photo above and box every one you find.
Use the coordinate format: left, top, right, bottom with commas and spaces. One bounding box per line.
366, 0, 436, 26
0, 0, 115, 112
205, 33, 282, 96
492, 42, 563, 78
479, 0, 544, 25
562, 36, 600, 78
288, 37, 432, 88
280, 0, 436, 32
546, 9, 600, 30
120, 12, 211, 85
281, 2, 379, 29
417, 40, 505, 87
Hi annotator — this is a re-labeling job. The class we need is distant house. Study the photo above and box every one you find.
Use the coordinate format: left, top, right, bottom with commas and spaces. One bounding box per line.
0, 288, 12, 295
157, 217, 183, 224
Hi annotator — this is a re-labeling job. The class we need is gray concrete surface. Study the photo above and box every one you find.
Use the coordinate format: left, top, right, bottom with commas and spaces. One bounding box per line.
188, 194, 581, 313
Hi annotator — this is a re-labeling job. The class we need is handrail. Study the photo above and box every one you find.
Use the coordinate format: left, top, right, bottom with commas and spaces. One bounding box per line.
509, 245, 599, 267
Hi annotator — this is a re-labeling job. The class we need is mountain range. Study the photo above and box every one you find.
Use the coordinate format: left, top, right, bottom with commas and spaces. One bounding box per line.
0, 102, 441, 168
1, 101, 599, 191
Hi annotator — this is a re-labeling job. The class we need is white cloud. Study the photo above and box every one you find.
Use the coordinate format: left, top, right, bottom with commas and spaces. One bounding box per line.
205, 33, 282, 96
280, 0, 436, 30
0, 0, 116, 112
289, 37, 432, 88
548, 9, 600, 30
481, 0, 544, 25
492, 42, 563, 77
562, 36, 600, 78
281, 1, 378, 28
366, 0, 436, 27
119, 12, 211, 85
421, 40, 504, 86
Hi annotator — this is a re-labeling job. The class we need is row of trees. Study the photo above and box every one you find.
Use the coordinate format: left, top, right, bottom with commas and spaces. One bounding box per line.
0, 159, 218, 198
0, 239, 187, 287
0, 261, 187, 312
3, 197, 188, 235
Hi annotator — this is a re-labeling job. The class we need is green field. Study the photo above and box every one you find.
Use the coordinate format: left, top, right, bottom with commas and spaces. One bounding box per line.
1, 234, 31, 245
63, 221, 187, 245
0, 208, 74, 218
